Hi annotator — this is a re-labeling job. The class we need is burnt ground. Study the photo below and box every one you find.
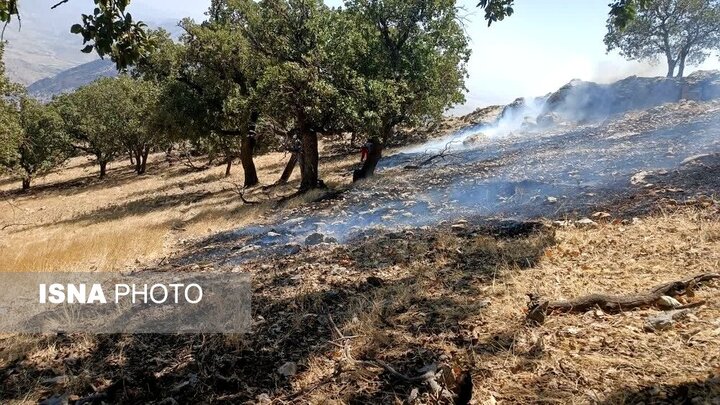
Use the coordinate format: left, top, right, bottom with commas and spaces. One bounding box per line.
169, 100, 720, 268
1, 100, 720, 404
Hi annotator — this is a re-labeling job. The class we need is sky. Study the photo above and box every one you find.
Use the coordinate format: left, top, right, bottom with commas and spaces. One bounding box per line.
131, 0, 720, 114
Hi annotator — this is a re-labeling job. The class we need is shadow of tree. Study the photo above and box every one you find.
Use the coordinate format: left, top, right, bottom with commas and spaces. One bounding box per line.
22, 191, 224, 230
0, 223, 554, 403
0, 158, 172, 199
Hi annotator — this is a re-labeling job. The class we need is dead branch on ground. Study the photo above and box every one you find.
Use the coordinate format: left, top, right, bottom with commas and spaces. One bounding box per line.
404, 141, 460, 170
221, 181, 260, 205
180, 151, 210, 172
527, 272, 720, 324
326, 314, 438, 383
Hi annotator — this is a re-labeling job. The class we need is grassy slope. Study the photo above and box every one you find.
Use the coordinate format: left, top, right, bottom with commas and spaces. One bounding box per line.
0, 148, 358, 273
0, 140, 718, 404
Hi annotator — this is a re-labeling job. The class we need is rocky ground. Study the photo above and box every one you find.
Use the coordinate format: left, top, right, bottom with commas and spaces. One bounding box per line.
2, 84, 720, 404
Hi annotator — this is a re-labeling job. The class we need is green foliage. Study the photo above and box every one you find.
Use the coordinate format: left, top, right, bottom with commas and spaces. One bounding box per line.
0, 105, 20, 166
113, 76, 163, 173
54, 76, 161, 177
477, 0, 514, 26
0, 0, 17, 24
609, 0, 653, 29
236, 0, 353, 134
141, 20, 259, 156
0, 99, 70, 189
0, 47, 67, 189
477, 1, 651, 28
346, 0, 471, 140
605, 0, 720, 77
133, 29, 184, 83
1, 0, 150, 69
0, 44, 21, 168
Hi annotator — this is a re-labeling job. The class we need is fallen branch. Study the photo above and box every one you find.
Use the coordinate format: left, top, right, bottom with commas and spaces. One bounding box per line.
222, 181, 260, 205
361, 360, 439, 383
404, 141, 458, 170
326, 314, 437, 384
527, 272, 720, 324
75, 392, 108, 405
180, 152, 210, 172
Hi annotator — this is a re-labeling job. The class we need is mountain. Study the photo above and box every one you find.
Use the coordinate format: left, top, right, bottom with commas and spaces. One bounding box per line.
2, 1, 190, 85
2, 2, 97, 85
27, 59, 118, 101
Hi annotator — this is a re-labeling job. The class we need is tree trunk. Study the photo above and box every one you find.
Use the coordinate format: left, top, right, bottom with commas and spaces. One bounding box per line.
353, 138, 383, 182
99, 161, 108, 179
278, 153, 298, 184
133, 148, 143, 174
129, 150, 135, 166
354, 124, 391, 182
140, 147, 149, 175
299, 129, 320, 191
225, 156, 233, 177
240, 134, 259, 188
166, 145, 174, 167
676, 54, 687, 78
21, 176, 31, 191
666, 58, 677, 78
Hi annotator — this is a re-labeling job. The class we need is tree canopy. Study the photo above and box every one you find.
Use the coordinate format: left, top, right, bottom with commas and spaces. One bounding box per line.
345, 0, 470, 178
227, 0, 359, 190
605, 0, 720, 78
0, 44, 21, 168
54, 76, 160, 178
137, 18, 266, 185
0, 98, 70, 190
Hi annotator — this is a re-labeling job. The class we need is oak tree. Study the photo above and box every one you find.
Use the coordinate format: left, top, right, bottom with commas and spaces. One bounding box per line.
233, 0, 354, 190
54, 76, 159, 178
346, 0, 471, 179
0, 99, 70, 190
605, 0, 720, 78
0, 44, 21, 171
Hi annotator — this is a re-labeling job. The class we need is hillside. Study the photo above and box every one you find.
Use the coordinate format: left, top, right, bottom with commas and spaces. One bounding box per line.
1, 3, 97, 85
27, 59, 118, 101
2, 2, 186, 85
0, 72, 719, 403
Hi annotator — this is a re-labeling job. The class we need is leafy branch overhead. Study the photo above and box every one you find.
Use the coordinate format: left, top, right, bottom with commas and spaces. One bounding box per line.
476, 0, 514, 26
1, 0, 151, 69
0, 0, 656, 70
477, 0, 651, 28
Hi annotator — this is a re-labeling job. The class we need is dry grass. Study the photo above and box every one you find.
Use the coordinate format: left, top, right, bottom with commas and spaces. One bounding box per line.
0, 147, 359, 272
460, 209, 720, 404
286, 208, 719, 404
0, 206, 718, 403
1, 141, 719, 403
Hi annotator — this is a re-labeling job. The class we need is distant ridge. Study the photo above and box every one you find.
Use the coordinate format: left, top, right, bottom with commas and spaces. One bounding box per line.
27, 59, 118, 102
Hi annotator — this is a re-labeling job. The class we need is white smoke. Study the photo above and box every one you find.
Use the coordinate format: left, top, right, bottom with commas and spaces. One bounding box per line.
403, 97, 546, 155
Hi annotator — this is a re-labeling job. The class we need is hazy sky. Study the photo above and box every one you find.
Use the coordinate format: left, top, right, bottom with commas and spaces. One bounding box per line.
130, 0, 720, 113
132, 0, 208, 19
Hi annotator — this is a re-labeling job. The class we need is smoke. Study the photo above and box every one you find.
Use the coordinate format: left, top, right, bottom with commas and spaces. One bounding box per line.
403, 97, 547, 155
404, 66, 713, 158
179, 71, 720, 267
196, 107, 720, 267
589, 60, 665, 84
